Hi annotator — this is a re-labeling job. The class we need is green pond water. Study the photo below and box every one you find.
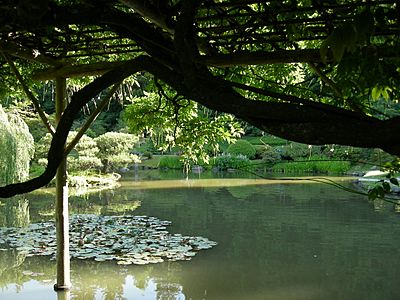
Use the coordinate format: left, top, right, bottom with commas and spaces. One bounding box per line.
1, 171, 400, 300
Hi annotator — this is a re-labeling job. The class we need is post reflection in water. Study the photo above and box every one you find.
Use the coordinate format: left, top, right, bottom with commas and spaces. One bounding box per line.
57, 290, 70, 300
1, 173, 400, 299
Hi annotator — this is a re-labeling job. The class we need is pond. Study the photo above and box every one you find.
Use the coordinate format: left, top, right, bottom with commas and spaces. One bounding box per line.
1, 170, 400, 300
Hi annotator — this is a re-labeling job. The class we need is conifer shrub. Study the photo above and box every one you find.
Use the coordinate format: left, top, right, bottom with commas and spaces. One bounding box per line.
260, 146, 281, 164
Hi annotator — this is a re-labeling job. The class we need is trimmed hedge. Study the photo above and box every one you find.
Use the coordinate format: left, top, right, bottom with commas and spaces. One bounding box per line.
227, 140, 256, 159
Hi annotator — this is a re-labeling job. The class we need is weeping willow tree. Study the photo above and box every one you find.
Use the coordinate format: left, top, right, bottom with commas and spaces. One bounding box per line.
0, 105, 34, 185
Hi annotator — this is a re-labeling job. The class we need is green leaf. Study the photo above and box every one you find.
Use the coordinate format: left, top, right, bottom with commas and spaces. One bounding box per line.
390, 178, 399, 186
371, 86, 380, 101
382, 182, 391, 193
368, 189, 378, 200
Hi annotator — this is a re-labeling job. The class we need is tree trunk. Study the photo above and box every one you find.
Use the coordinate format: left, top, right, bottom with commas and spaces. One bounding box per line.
54, 77, 71, 291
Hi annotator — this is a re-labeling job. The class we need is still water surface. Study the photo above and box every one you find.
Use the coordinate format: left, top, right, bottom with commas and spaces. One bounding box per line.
1, 171, 400, 300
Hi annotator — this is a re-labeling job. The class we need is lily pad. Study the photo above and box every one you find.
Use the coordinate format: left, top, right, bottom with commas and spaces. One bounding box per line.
0, 214, 217, 265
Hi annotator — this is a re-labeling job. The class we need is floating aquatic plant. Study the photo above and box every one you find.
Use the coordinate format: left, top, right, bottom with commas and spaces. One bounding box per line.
0, 215, 217, 265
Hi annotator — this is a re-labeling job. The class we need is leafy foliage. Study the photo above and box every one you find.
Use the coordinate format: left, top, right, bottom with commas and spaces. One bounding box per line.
368, 158, 400, 200
124, 92, 243, 170
0, 106, 34, 185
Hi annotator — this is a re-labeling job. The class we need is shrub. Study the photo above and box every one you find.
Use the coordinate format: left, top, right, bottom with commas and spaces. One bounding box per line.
260, 146, 281, 164
94, 132, 140, 172
68, 156, 103, 172
159, 156, 183, 169
227, 140, 256, 159
271, 157, 351, 174
213, 154, 251, 170
281, 142, 313, 159
143, 151, 153, 159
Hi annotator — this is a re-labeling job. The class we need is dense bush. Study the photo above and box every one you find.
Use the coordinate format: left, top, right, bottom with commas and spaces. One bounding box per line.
213, 154, 251, 170
35, 131, 140, 173
94, 132, 140, 172
227, 140, 256, 159
159, 156, 183, 169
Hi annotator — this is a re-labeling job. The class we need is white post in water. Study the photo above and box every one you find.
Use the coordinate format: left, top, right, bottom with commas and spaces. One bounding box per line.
54, 76, 71, 291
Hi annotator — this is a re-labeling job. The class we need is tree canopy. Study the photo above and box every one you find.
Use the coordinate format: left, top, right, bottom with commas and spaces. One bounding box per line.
0, 0, 399, 197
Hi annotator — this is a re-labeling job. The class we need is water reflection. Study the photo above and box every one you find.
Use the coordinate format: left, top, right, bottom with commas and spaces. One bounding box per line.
0, 196, 30, 227
1, 174, 400, 299
0, 252, 186, 300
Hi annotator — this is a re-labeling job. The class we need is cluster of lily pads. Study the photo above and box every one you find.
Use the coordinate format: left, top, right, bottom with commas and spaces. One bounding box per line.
0, 214, 217, 265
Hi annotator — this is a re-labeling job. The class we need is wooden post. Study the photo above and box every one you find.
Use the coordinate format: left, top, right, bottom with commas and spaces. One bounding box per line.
54, 76, 71, 291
